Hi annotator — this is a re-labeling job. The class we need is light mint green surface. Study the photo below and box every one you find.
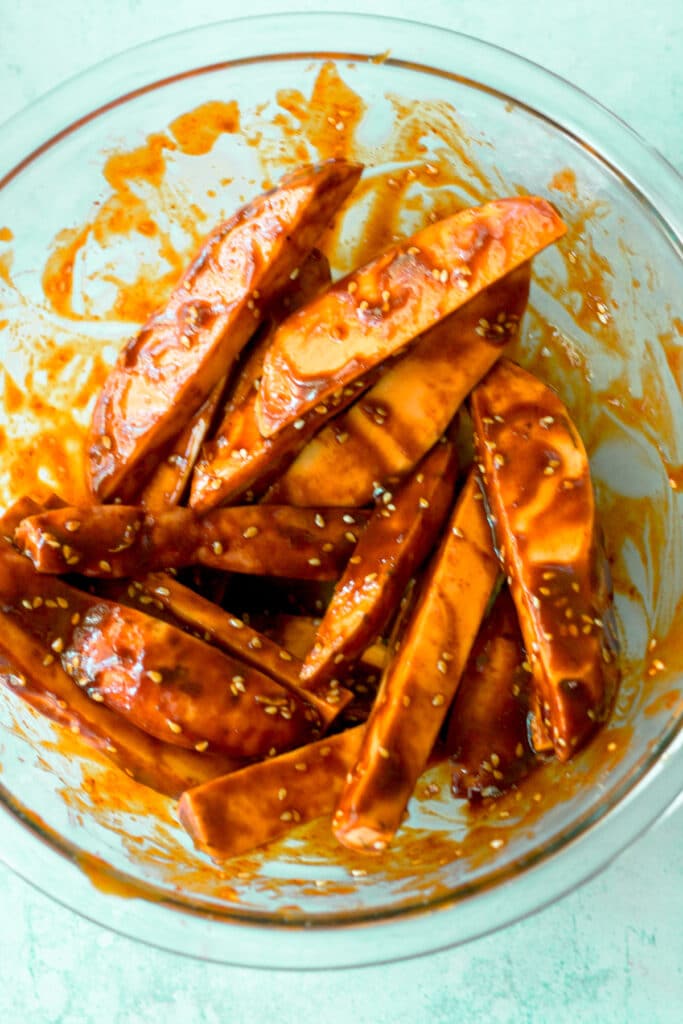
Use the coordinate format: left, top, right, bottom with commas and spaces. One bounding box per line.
1, 1, 682, 1020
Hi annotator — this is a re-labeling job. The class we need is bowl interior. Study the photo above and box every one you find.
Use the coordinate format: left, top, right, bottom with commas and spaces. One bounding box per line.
0, 15, 681, 966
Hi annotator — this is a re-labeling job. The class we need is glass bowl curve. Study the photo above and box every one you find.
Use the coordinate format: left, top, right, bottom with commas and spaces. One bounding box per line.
0, 12, 681, 969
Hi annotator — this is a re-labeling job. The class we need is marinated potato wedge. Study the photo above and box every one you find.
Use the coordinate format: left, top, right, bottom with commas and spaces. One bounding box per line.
301, 441, 457, 685
179, 726, 365, 860
88, 159, 362, 501
268, 264, 530, 507
445, 588, 536, 800
470, 358, 620, 758
0, 548, 315, 759
0, 618, 242, 798
333, 472, 500, 853
15, 504, 370, 580
256, 197, 565, 437
133, 572, 353, 727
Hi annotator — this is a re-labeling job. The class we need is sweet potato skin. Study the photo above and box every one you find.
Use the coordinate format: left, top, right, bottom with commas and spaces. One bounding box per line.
301, 441, 458, 685
256, 197, 565, 437
333, 472, 500, 853
267, 264, 530, 507
88, 159, 362, 501
470, 358, 620, 758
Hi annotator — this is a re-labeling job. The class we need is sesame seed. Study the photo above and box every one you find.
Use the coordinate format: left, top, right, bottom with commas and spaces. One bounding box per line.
248, 637, 262, 650
229, 618, 244, 629
90, 692, 105, 703
342, 514, 356, 524
232, 675, 245, 687
42, 654, 55, 667
293, 419, 306, 430
490, 838, 505, 850
432, 693, 445, 706
279, 811, 293, 822
314, 514, 326, 528
279, 650, 293, 662
295, 762, 308, 772
364, 572, 378, 583
147, 670, 163, 684
418, 497, 430, 509
336, 432, 349, 444
155, 586, 170, 597
65, 520, 81, 532
51, 637, 64, 653
540, 416, 555, 427
98, 560, 112, 573
515, 743, 524, 758
71, 613, 80, 626
314, 404, 328, 415
194, 740, 209, 752
607, 741, 617, 752
308, 557, 322, 567
320, 746, 331, 757
436, 660, 447, 675
101, 435, 112, 450
378, 745, 390, 759
277, 787, 287, 801
242, 526, 259, 539
212, 541, 224, 556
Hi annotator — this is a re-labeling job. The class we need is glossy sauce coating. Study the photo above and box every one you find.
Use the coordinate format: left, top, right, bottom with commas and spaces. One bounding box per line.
88, 159, 362, 500
15, 504, 370, 581
301, 441, 458, 685
255, 197, 565, 437
267, 264, 531, 507
333, 472, 500, 854
470, 358, 620, 758
445, 587, 537, 799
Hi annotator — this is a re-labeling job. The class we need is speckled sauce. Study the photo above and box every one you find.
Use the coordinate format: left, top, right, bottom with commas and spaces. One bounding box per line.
0, 55, 681, 920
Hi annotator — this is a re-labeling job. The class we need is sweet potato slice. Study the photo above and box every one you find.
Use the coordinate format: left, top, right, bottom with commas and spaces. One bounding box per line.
0, 618, 242, 797
0, 547, 316, 759
88, 159, 362, 501
445, 588, 537, 800
267, 265, 530, 507
470, 358, 620, 758
130, 572, 353, 727
179, 725, 365, 860
333, 472, 500, 853
15, 504, 369, 580
255, 197, 565, 437
301, 441, 457, 685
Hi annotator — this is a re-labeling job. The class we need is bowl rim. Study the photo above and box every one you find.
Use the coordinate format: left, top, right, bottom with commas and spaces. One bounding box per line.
0, 9, 682, 970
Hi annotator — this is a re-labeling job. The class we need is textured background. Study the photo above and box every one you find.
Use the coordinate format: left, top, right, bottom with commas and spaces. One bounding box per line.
1, 1, 682, 1021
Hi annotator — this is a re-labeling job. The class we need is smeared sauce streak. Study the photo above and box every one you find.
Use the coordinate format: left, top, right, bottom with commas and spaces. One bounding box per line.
0, 59, 681, 908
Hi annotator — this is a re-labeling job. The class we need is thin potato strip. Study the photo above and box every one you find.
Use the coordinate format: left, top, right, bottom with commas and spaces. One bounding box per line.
301, 441, 457, 685
445, 588, 536, 800
256, 197, 565, 437
470, 358, 620, 757
88, 159, 362, 500
15, 504, 370, 580
267, 264, 530, 506
178, 726, 365, 860
333, 472, 500, 853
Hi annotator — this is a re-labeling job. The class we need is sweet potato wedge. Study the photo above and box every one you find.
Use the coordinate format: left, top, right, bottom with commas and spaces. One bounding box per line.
255, 197, 565, 437
445, 588, 536, 800
129, 572, 353, 727
333, 472, 500, 853
0, 617, 242, 797
267, 265, 530, 507
0, 546, 316, 759
179, 725, 365, 860
15, 504, 370, 580
301, 441, 457, 685
88, 159, 362, 501
470, 358, 620, 758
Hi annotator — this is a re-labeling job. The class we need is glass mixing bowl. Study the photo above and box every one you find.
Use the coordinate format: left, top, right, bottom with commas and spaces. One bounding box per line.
0, 13, 681, 969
